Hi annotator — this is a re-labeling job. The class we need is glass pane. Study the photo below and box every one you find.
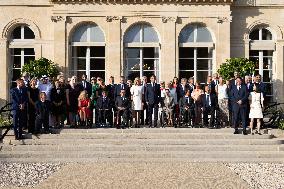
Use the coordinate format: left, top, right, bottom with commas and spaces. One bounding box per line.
12, 26, 21, 39
124, 25, 141, 43
262, 29, 272, 40
263, 70, 272, 82
24, 26, 35, 39
12, 56, 21, 68
12, 48, 21, 55
196, 27, 212, 42
90, 46, 105, 57
127, 59, 140, 71
127, 71, 140, 82
179, 47, 194, 58
263, 57, 272, 70
249, 50, 259, 57
179, 26, 194, 43
197, 48, 212, 58
125, 48, 140, 58
143, 25, 159, 42
263, 50, 273, 57
143, 47, 155, 58
179, 58, 194, 70
24, 56, 35, 65
89, 25, 105, 42
143, 59, 155, 70
197, 71, 209, 84
12, 69, 21, 81
90, 58, 105, 70
179, 71, 194, 80
249, 29, 259, 40
197, 59, 211, 70
72, 25, 88, 42
90, 71, 105, 80
249, 57, 259, 69
24, 48, 35, 55
73, 46, 87, 57
72, 58, 86, 70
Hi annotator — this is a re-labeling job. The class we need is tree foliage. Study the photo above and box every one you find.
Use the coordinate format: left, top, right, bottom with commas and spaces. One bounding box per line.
217, 58, 256, 81
22, 57, 60, 79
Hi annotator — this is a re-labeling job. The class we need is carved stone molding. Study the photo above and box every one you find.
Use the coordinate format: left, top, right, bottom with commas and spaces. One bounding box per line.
216, 16, 232, 24
106, 16, 126, 23
51, 16, 65, 23
161, 16, 177, 23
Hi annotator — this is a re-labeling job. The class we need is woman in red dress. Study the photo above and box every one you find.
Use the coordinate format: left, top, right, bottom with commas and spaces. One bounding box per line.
78, 90, 91, 126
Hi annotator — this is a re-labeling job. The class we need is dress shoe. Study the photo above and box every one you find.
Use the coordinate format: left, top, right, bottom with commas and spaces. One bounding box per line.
233, 130, 239, 134
243, 131, 248, 135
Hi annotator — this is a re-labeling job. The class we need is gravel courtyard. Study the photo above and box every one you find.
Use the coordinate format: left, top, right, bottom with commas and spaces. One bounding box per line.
0, 162, 283, 189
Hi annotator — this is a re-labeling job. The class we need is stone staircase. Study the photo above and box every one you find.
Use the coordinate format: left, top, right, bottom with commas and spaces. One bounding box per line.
1, 128, 284, 163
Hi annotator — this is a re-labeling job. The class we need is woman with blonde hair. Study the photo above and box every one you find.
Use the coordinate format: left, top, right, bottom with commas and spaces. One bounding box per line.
78, 90, 92, 127
130, 77, 144, 127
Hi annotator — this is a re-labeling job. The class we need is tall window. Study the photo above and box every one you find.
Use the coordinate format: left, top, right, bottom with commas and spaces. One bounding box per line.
71, 24, 105, 80
124, 24, 160, 81
179, 25, 213, 83
9, 25, 35, 87
249, 27, 274, 102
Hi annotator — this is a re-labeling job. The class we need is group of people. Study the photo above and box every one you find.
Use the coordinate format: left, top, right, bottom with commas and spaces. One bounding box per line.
10, 71, 267, 140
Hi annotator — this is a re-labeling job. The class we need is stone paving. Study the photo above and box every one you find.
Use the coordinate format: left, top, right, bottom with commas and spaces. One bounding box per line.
0, 162, 250, 189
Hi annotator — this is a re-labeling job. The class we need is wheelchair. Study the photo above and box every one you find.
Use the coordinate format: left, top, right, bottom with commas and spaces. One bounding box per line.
96, 109, 113, 128
177, 108, 195, 128
115, 108, 131, 129
202, 107, 221, 129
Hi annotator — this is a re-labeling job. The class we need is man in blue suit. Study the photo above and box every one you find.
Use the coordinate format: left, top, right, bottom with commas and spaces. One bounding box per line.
230, 77, 248, 135
114, 76, 130, 99
145, 75, 161, 128
10, 79, 28, 140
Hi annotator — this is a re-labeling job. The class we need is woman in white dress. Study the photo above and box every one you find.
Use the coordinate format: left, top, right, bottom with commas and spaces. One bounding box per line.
215, 76, 229, 127
130, 77, 144, 127
249, 84, 264, 135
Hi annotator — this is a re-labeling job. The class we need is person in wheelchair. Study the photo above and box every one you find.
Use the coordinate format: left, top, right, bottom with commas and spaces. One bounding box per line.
115, 89, 131, 129
179, 90, 195, 127
160, 89, 175, 126
96, 91, 112, 127
201, 85, 219, 128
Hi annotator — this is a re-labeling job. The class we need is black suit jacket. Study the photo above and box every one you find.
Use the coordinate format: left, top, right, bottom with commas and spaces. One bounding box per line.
145, 83, 161, 105
179, 96, 195, 110
80, 81, 92, 97
10, 87, 28, 111
230, 85, 248, 108
115, 96, 131, 109
35, 100, 51, 119
50, 88, 65, 104
177, 84, 190, 101
106, 84, 116, 101
114, 83, 130, 98
96, 96, 111, 110
201, 93, 218, 109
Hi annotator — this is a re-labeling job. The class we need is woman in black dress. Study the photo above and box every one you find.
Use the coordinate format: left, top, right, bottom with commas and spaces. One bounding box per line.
27, 78, 39, 134
50, 80, 65, 128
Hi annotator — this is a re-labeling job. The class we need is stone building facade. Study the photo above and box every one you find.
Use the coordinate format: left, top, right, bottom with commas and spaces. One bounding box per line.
0, 0, 283, 103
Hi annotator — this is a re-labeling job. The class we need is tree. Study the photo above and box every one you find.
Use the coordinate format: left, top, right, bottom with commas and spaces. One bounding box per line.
217, 58, 256, 81
22, 57, 60, 79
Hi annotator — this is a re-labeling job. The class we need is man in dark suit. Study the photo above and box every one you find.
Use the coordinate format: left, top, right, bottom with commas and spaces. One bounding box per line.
115, 90, 131, 128
188, 77, 195, 94
231, 77, 248, 135
179, 90, 195, 127
114, 76, 130, 99
206, 76, 216, 95
228, 71, 241, 127
10, 79, 28, 140
80, 74, 92, 97
106, 76, 116, 126
254, 74, 267, 97
141, 76, 148, 125
35, 92, 52, 134
96, 91, 111, 126
202, 85, 218, 128
177, 78, 189, 102
145, 75, 161, 128
245, 75, 253, 93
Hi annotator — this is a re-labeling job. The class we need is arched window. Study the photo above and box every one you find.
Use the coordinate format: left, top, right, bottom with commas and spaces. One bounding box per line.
9, 25, 35, 87
178, 25, 214, 83
70, 24, 105, 80
249, 27, 274, 102
124, 23, 160, 81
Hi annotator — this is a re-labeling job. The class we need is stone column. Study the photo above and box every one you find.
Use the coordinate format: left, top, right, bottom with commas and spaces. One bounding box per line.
275, 40, 284, 103
105, 16, 122, 83
52, 16, 67, 74
0, 39, 8, 103
244, 39, 250, 59
160, 16, 177, 82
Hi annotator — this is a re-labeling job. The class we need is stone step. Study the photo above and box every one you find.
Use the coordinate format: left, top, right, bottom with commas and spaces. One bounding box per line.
3, 138, 282, 146
1, 151, 284, 160
1, 144, 282, 152
1, 157, 284, 163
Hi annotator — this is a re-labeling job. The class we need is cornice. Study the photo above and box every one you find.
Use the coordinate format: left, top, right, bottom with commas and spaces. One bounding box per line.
50, 0, 234, 5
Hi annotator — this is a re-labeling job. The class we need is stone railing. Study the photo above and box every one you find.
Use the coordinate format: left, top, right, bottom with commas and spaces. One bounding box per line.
233, 0, 284, 6
50, 0, 234, 4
